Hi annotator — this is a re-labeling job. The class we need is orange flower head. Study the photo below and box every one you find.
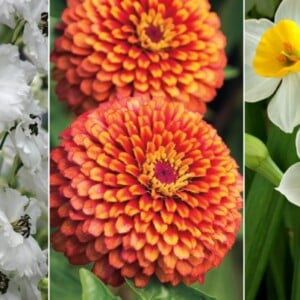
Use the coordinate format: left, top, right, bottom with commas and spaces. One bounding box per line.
50, 97, 242, 287
51, 0, 227, 114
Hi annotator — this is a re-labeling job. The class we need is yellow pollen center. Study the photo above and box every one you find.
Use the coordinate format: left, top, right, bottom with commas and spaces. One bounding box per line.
139, 145, 193, 197
253, 19, 300, 78
136, 9, 175, 51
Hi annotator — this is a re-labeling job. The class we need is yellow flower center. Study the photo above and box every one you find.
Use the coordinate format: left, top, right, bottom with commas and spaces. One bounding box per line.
253, 19, 300, 78
136, 9, 175, 51
139, 144, 193, 197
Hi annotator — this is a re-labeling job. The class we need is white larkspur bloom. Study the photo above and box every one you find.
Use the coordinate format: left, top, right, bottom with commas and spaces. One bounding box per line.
19, 0, 48, 74
0, 269, 42, 300
0, 0, 19, 28
9, 99, 48, 172
245, 0, 300, 133
0, 187, 47, 279
31, 75, 48, 110
18, 159, 48, 205
276, 130, 300, 206
0, 44, 35, 130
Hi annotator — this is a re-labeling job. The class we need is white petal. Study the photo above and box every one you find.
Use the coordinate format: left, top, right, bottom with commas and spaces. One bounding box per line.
276, 162, 300, 206
245, 18, 273, 66
296, 129, 300, 158
267, 73, 300, 133
23, 22, 48, 74
275, 0, 300, 24
245, 64, 280, 102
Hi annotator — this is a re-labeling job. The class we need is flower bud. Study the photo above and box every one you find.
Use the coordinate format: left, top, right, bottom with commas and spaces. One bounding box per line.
245, 133, 282, 185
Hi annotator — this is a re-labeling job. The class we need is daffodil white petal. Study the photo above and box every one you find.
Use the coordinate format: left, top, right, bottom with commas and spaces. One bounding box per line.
275, 0, 300, 24
245, 64, 280, 102
296, 129, 300, 158
245, 18, 274, 66
276, 162, 300, 206
267, 73, 300, 133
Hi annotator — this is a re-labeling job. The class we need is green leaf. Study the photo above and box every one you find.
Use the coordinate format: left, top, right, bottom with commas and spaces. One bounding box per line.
125, 277, 216, 300
255, 0, 281, 18
50, 248, 82, 300
289, 204, 300, 300
79, 269, 121, 300
245, 125, 298, 300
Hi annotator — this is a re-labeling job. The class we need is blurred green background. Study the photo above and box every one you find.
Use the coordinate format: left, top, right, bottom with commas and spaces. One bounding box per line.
50, 0, 243, 299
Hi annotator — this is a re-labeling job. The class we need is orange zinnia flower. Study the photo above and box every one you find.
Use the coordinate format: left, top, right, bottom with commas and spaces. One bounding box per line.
52, 0, 226, 114
50, 96, 242, 287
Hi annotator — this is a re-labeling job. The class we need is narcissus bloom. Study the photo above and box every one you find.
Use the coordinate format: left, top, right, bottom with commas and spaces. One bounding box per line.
51, 97, 242, 287
51, 0, 226, 114
276, 130, 300, 206
245, 0, 300, 133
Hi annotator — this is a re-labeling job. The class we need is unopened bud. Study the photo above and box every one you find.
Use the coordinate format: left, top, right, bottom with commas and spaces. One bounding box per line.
245, 133, 283, 186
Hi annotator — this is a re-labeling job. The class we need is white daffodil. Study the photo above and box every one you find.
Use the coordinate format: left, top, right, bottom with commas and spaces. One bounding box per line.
276, 130, 300, 206
245, 0, 300, 133
0, 44, 35, 131
0, 187, 47, 279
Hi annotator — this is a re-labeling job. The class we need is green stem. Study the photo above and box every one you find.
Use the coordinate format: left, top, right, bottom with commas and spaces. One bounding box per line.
0, 132, 9, 150
11, 19, 26, 45
256, 156, 283, 186
8, 155, 23, 188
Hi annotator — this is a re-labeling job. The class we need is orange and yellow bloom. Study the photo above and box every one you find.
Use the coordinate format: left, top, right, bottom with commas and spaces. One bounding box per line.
52, 0, 226, 114
50, 97, 242, 287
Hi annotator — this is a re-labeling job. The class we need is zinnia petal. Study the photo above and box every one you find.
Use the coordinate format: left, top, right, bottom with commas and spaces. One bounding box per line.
276, 162, 300, 206
51, 0, 227, 114
50, 96, 242, 287
267, 73, 300, 133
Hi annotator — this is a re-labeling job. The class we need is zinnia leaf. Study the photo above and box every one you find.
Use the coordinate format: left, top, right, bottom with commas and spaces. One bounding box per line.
79, 268, 121, 300
125, 277, 217, 300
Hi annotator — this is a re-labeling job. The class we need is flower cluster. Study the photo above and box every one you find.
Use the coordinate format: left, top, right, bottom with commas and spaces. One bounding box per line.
245, 0, 300, 207
51, 0, 242, 293
51, 0, 226, 114
0, 0, 48, 298
51, 97, 242, 287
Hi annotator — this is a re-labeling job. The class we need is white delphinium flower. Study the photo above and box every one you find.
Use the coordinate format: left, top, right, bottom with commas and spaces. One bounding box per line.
276, 130, 300, 206
31, 74, 48, 111
18, 159, 48, 205
0, 44, 35, 131
0, 268, 42, 300
0, 187, 47, 279
245, 0, 300, 133
9, 98, 47, 172
0, 0, 20, 28
17, 0, 48, 74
